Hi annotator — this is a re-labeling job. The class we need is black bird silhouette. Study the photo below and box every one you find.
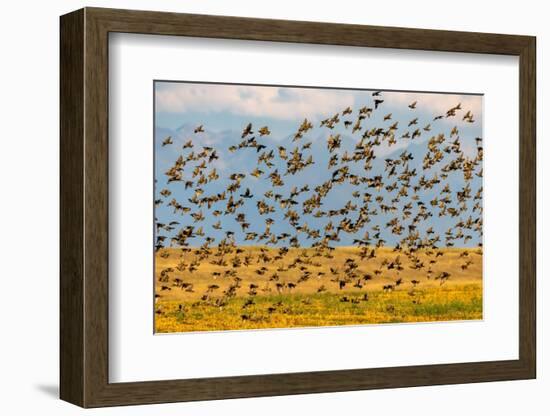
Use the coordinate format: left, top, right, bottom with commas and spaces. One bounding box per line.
242, 122, 253, 138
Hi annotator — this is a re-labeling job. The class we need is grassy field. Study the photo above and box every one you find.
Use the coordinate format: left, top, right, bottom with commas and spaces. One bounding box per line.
154, 246, 482, 333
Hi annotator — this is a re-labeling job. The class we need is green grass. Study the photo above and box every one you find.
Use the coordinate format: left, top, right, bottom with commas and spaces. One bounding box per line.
155, 283, 482, 333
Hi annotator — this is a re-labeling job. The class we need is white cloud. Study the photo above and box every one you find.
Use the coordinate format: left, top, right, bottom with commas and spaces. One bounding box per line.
156, 83, 354, 121
156, 83, 483, 125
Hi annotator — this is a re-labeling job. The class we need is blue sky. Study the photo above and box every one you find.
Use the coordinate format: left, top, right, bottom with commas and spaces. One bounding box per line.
154, 81, 483, 249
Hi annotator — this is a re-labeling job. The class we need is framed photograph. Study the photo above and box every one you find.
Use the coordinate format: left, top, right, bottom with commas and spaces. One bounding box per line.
60, 7, 536, 407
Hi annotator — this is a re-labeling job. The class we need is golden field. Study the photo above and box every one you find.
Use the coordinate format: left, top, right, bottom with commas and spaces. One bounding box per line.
154, 246, 482, 333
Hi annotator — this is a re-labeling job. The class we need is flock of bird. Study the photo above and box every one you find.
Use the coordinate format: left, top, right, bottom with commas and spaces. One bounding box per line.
154, 90, 483, 319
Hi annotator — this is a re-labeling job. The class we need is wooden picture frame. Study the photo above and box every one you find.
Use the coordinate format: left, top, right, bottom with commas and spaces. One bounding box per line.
60, 7, 536, 408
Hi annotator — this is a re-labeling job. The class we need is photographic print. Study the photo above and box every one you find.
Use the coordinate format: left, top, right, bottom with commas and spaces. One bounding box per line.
154, 81, 483, 333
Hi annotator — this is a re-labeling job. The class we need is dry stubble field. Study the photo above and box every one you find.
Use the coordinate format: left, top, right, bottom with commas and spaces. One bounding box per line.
154, 246, 482, 333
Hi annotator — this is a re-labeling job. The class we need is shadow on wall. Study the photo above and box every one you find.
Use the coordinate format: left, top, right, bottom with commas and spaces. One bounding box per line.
35, 384, 59, 399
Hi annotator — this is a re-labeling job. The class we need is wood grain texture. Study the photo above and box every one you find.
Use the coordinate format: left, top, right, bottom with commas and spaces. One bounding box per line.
59, 7, 537, 408
59, 8, 84, 407
518, 37, 536, 375
83, 10, 110, 407
88, 7, 532, 54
